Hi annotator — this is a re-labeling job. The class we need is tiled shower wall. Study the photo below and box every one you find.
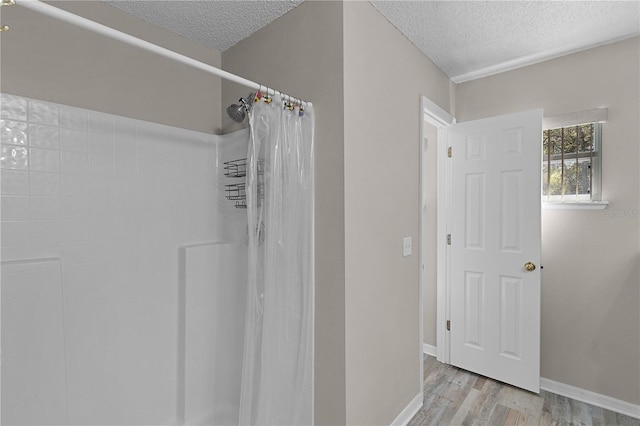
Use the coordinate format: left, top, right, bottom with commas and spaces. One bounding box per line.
0, 93, 247, 425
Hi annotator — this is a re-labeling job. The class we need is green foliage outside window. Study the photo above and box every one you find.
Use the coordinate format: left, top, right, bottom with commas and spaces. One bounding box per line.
542, 123, 600, 201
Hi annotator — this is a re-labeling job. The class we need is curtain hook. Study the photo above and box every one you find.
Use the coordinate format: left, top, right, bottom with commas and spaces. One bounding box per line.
265, 85, 272, 104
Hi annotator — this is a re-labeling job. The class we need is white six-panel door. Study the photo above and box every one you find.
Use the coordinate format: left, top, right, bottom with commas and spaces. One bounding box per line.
448, 109, 542, 393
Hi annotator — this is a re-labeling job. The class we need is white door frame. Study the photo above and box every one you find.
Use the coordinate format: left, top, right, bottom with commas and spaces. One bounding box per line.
418, 95, 456, 375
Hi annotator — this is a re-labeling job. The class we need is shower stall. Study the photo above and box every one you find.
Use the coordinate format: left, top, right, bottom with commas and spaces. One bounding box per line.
1, 93, 250, 425
1, 2, 315, 424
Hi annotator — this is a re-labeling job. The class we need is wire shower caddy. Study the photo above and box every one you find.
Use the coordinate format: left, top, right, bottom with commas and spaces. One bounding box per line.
223, 158, 263, 209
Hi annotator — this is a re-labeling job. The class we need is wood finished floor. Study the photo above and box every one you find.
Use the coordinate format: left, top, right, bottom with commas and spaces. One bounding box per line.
409, 355, 640, 426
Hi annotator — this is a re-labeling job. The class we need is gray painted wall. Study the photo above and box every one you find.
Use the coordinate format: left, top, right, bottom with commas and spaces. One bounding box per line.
342, 2, 452, 424
1, 1, 222, 134
3, 0, 637, 421
223, 2, 455, 423
221, 2, 347, 424
456, 37, 640, 405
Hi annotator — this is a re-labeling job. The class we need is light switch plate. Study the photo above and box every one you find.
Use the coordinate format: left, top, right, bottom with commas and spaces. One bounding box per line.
403, 237, 412, 257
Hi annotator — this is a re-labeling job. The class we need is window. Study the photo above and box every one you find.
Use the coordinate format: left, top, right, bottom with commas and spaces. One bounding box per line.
542, 123, 601, 202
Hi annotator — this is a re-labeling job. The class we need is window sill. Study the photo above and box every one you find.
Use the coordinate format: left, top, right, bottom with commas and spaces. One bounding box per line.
542, 201, 609, 210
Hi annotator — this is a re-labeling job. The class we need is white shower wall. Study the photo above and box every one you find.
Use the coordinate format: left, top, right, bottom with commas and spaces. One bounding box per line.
0, 93, 248, 425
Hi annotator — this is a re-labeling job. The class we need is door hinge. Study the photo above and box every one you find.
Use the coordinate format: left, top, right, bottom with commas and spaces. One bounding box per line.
446, 320, 451, 331
447, 234, 451, 245
447, 146, 452, 158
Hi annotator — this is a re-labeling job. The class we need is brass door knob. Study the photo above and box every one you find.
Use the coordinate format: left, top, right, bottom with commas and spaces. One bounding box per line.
524, 262, 536, 272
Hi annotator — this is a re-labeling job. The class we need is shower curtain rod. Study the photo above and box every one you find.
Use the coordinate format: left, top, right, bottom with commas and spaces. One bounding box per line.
16, 0, 312, 107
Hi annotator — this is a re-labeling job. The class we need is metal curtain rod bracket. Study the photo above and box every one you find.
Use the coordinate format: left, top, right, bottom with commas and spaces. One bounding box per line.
15, 0, 312, 107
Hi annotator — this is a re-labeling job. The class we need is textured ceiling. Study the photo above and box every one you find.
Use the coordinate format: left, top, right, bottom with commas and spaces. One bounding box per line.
107, 0, 304, 52
371, 1, 640, 82
106, 0, 640, 83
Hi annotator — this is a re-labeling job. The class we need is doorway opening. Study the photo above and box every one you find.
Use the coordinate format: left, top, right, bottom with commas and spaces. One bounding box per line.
420, 96, 543, 393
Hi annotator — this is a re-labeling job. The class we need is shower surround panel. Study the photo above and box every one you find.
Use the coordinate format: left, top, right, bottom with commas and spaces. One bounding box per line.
0, 93, 247, 425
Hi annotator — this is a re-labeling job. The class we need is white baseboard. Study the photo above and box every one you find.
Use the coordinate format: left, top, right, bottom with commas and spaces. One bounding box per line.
391, 392, 422, 426
540, 378, 640, 420
422, 343, 437, 357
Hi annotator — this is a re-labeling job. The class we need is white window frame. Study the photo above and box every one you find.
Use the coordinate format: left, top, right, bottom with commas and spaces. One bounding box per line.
542, 108, 609, 210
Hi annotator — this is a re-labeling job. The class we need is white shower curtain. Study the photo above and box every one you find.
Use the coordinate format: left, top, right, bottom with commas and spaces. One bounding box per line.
239, 95, 315, 426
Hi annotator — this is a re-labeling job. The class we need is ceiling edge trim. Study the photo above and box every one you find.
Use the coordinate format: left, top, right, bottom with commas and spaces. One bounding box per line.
451, 33, 639, 84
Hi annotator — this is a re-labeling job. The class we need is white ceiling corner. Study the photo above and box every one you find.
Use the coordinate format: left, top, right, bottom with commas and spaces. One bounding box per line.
103, 0, 640, 83
106, 0, 304, 52
371, 1, 640, 83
